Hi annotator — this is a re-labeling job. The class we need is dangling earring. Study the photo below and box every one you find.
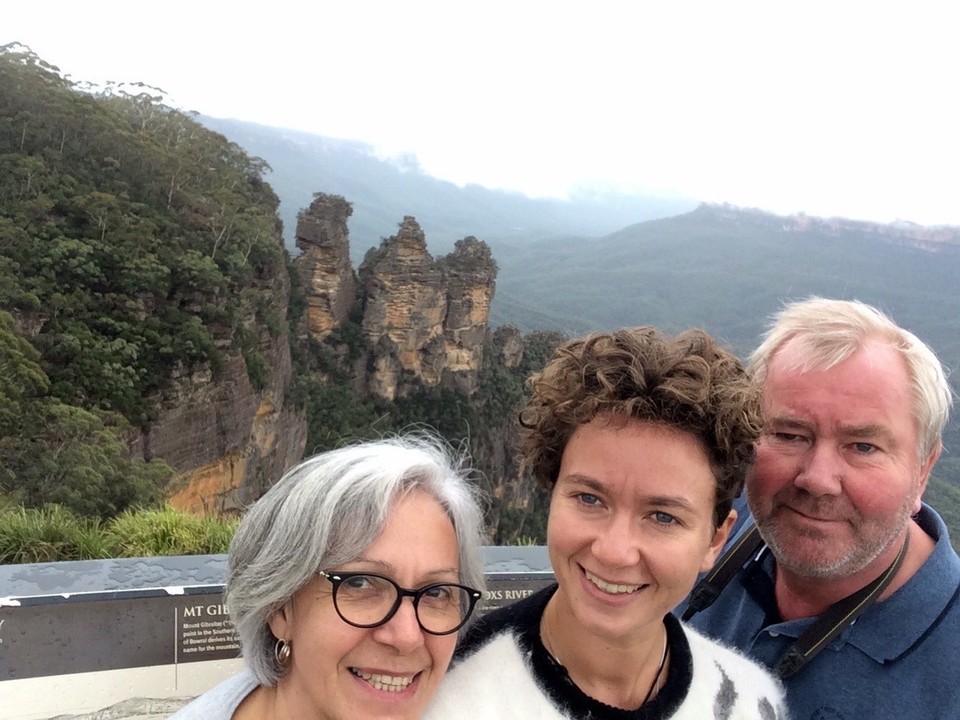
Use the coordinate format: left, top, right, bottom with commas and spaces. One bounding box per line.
275, 638, 292, 667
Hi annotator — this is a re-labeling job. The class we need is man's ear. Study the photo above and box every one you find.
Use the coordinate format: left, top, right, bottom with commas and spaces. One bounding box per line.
914, 443, 943, 512
701, 508, 737, 573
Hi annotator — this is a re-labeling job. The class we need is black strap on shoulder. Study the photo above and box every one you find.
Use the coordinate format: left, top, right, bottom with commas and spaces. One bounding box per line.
682, 521, 911, 679
681, 523, 764, 621
773, 533, 909, 678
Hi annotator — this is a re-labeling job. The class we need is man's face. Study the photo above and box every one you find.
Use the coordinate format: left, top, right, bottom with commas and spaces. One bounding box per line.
747, 338, 937, 579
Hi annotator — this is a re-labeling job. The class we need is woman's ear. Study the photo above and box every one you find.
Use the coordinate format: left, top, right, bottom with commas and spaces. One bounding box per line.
700, 508, 737, 572
268, 600, 293, 641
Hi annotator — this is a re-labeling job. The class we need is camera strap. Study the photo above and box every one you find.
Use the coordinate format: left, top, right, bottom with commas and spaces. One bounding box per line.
682, 522, 909, 678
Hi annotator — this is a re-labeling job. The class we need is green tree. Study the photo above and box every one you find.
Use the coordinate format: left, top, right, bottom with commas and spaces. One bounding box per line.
2, 399, 170, 518
0, 310, 49, 438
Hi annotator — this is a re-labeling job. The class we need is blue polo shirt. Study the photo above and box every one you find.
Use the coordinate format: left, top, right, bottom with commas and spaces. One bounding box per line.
687, 504, 960, 720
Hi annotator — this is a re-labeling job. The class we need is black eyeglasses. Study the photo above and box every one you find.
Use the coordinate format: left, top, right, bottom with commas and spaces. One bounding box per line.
318, 571, 482, 635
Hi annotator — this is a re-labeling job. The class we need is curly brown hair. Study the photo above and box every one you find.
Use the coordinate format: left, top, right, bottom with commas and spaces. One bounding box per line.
519, 326, 763, 528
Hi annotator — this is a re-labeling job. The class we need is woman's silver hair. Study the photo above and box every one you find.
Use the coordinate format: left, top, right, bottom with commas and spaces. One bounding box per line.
225, 434, 487, 685
749, 297, 953, 461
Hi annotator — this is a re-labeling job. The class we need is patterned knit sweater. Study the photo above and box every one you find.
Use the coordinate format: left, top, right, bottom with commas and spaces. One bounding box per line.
425, 585, 788, 720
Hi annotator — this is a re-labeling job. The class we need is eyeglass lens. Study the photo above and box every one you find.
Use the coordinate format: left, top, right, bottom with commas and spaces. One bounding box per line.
331, 573, 474, 634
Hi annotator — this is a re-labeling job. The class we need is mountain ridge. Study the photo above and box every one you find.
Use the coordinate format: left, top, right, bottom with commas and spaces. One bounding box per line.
196, 115, 697, 258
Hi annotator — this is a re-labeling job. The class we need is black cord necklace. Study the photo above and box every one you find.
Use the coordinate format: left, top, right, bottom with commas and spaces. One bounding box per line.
541, 619, 670, 707
642, 629, 669, 705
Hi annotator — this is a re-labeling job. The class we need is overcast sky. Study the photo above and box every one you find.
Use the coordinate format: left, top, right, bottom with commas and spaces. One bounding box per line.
5, 1, 960, 225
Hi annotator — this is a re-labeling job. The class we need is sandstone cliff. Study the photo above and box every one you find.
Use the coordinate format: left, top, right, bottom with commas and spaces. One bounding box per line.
358, 216, 448, 400
295, 193, 357, 338
358, 217, 497, 400
130, 234, 307, 515
493, 325, 524, 369
438, 237, 497, 393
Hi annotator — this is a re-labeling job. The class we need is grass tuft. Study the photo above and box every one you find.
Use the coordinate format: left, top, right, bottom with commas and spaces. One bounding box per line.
0, 500, 237, 564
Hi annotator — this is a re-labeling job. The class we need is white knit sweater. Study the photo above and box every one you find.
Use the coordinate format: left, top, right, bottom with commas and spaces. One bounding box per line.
425, 586, 787, 720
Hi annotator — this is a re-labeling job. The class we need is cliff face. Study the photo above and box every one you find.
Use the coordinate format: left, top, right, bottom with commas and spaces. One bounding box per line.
493, 325, 524, 368
295, 194, 357, 338
157, 342, 306, 515
138, 195, 501, 514
130, 237, 307, 515
359, 217, 448, 400
357, 217, 497, 400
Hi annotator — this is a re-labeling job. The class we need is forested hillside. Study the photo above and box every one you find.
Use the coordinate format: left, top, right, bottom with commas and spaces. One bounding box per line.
0, 44, 289, 517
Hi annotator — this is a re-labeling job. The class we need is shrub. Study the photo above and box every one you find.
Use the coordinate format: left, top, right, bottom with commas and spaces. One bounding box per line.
106, 505, 237, 557
0, 504, 112, 564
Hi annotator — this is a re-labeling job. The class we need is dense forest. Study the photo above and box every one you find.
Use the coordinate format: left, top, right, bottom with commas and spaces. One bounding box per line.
2, 43, 959, 559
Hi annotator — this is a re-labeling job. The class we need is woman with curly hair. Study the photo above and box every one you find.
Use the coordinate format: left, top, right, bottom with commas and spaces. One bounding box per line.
426, 327, 788, 720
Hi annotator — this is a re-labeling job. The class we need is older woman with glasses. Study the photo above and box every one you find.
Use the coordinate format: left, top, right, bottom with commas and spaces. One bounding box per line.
171, 434, 486, 720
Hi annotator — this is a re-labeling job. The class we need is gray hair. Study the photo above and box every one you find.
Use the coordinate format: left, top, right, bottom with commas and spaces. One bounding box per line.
225, 434, 487, 685
749, 297, 953, 461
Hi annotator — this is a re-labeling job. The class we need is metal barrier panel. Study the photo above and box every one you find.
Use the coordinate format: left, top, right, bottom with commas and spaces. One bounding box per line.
0, 547, 553, 720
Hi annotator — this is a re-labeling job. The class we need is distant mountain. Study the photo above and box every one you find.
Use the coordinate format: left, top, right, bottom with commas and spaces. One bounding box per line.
494, 203, 960, 351
197, 116, 696, 260
197, 116, 960, 366
198, 115, 960, 453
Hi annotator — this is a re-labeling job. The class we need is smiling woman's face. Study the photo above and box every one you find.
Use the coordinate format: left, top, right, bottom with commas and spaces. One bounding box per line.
547, 415, 732, 645
266, 490, 460, 720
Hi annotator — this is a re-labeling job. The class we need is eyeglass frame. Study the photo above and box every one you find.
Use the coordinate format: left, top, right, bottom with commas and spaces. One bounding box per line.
318, 570, 482, 636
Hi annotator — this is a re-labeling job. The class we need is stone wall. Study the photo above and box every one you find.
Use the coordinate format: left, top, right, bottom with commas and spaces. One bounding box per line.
0, 550, 553, 720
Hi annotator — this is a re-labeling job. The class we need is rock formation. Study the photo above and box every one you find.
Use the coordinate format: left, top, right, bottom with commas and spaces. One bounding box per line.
295, 193, 357, 338
493, 325, 524, 369
358, 217, 447, 400
439, 237, 497, 393
134, 198, 499, 515
355, 217, 497, 400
